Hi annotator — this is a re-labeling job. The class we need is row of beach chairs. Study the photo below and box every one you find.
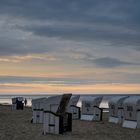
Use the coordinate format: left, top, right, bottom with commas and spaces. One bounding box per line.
31, 94, 103, 135
11, 95, 140, 135
108, 96, 140, 129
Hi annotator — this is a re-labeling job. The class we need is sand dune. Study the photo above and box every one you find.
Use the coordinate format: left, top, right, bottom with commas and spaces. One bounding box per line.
0, 105, 140, 140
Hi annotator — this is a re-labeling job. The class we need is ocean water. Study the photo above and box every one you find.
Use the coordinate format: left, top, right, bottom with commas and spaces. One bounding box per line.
0, 94, 51, 106
0, 94, 139, 108
0, 95, 112, 108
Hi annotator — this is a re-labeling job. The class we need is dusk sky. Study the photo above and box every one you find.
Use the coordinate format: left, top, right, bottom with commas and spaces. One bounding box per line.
0, 0, 140, 94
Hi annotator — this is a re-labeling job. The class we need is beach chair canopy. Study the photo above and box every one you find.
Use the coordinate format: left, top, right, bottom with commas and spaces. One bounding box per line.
82, 96, 102, 106
82, 96, 102, 115
32, 97, 47, 109
123, 96, 140, 111
43, 94, 72, 115
109, 96, 129, 109
32, 97, 47, 104
12, 97, 24, 104
67, 95, 80, 107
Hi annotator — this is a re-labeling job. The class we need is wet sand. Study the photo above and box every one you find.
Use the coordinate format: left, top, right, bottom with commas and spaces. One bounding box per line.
0, 105, 140, 140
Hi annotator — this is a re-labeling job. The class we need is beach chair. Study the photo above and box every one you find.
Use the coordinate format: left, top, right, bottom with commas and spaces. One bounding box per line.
31, 97, 46, 123
11, 97, 24, 110
122, 96, 140, 129
66, 95, 81, 119
81, 96, 103, 121
43, 94, 72, 135
108, 96, 129, 124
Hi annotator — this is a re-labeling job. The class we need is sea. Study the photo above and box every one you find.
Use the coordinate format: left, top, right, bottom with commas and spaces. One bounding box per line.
0, 93, 139, 109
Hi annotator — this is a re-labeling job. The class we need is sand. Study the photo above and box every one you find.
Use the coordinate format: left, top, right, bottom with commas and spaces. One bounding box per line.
0, 105, 140, 140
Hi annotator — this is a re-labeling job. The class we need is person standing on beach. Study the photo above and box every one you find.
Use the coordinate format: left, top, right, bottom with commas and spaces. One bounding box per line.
24, 98, 27, 106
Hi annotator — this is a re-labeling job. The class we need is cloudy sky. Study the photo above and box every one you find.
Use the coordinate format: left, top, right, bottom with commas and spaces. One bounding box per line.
0, 0, 140, 94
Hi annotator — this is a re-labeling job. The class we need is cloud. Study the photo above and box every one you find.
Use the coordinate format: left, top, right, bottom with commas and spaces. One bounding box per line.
0, 75, 98, 85
0, 1, 140, 94
0, 0, 140, 23
0, 0, 139, 54
92, 57, 140, 68
0, 0, 140, 76
0, 54, 57, 63
15, 22, 140, 43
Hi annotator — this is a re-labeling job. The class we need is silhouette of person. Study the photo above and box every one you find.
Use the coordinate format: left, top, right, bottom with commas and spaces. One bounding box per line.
24, 98, 27, 106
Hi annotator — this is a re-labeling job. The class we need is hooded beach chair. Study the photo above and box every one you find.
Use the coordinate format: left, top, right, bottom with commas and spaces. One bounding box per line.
66, 95, 81, 119
12, 97, 24, 110
122, 96, 140, 129
108, 96, 129, 124
43, 94, 72, 135
81, 96, 103, 121
31, 97, 46, 123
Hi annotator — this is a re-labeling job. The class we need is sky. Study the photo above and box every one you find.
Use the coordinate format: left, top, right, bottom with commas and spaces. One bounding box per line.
0, 0, 140, 95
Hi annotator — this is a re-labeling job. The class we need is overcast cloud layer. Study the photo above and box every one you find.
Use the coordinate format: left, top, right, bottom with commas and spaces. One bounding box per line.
0, 0, 140, 90
0, 1, 140, 54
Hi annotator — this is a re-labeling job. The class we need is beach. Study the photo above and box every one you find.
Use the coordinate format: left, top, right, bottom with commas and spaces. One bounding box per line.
0, 105, 140, 140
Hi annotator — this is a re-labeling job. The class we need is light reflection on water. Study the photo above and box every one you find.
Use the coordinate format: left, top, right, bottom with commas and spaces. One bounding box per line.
0, 98, 32, 106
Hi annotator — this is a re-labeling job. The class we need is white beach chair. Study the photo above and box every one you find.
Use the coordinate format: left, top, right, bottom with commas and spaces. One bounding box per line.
81, 96, 103, 121
108, 96, 129, 124
66, 95, 81, 119
43, 94, 72, 135
122, 96, 140, 129
31, 97, 46, 123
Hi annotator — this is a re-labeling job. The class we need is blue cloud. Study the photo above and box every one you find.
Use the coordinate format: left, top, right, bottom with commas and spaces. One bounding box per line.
93, 57, 140, 68
0, 0, 140, 61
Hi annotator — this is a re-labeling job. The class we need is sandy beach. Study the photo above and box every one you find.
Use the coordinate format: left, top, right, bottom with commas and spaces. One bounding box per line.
0, 105, 140, 140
